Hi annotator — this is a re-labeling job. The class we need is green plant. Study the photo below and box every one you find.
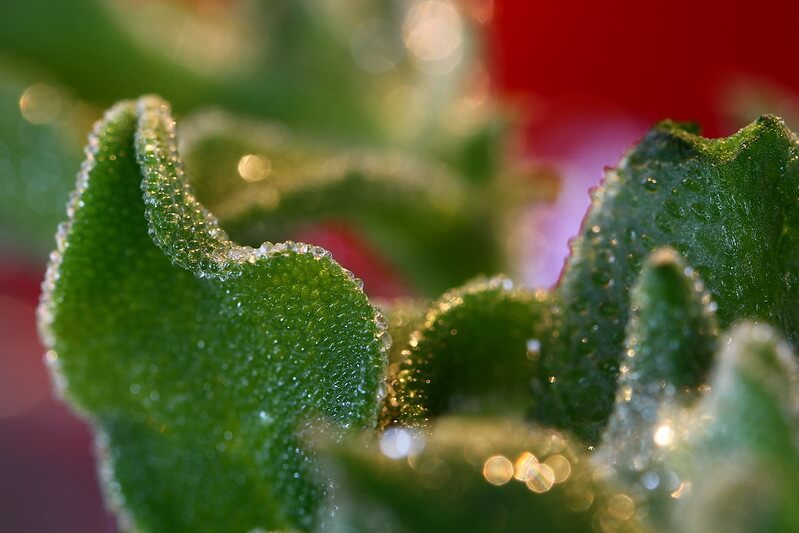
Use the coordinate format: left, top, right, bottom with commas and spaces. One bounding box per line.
1, 0, 533, 267
39, 93, 799, 532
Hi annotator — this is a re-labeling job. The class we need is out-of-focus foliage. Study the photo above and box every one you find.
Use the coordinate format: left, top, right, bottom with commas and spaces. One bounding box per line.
0, 66, 84, 254
179, 112, 505, 295
326, 418, 639, 533
0, 0, 545, 287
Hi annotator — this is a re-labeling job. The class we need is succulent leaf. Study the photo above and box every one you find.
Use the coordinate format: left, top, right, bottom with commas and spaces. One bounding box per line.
596, 248, 718, 520
672, 323, 799, 533
536, 116, 799, 442
38, 96, 387, 532
383, 277, 548, 427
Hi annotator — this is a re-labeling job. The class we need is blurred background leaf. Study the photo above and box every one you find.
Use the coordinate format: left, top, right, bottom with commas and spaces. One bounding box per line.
0, 0, 552, 294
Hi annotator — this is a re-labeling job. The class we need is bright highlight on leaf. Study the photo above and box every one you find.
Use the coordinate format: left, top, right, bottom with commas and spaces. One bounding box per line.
38, 96, 388, 532
324, 418, 635, 533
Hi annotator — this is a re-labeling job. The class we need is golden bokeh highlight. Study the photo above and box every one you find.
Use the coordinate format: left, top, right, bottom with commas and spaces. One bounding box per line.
653, 422, 675, 447
402, 1, 462, 63
544, 454, 572, 483
237, 154, 272, 182
525, 463, 556, 493
19, 84, 62, 124
513, 451, 539, 481
402, 0, 463, 75
482, 455, 513, 486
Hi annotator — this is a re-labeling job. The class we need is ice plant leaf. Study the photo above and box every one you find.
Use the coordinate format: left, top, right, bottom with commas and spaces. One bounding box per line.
614, 249, 718, 392
671, 323, 799, 532
596, 248, 718, 520
536, 115, 799, 442
383, 277, 548, 427
325, 418, 636, 532
179, 112, 503, 296
37, 96, 387, 532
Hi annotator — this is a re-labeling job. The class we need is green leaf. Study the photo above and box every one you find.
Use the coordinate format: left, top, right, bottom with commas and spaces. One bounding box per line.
325, 418, 637, 532
671, 323, 799, 533
615, 248, 718, 391
37, 96, 388, 532
535, 115, 799, 442
596, 248, 718, 520
180, 112, 504, 295
382, 277, 548, 427
0, 2, 535, 263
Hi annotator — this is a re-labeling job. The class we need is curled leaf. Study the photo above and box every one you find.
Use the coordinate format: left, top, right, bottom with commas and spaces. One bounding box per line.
383, 276, 548, 427
38, 96, 387, 531
536, 116, 799, 442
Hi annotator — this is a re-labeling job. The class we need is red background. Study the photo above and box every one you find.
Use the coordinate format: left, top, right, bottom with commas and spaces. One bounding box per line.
493, 0, 799, 151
